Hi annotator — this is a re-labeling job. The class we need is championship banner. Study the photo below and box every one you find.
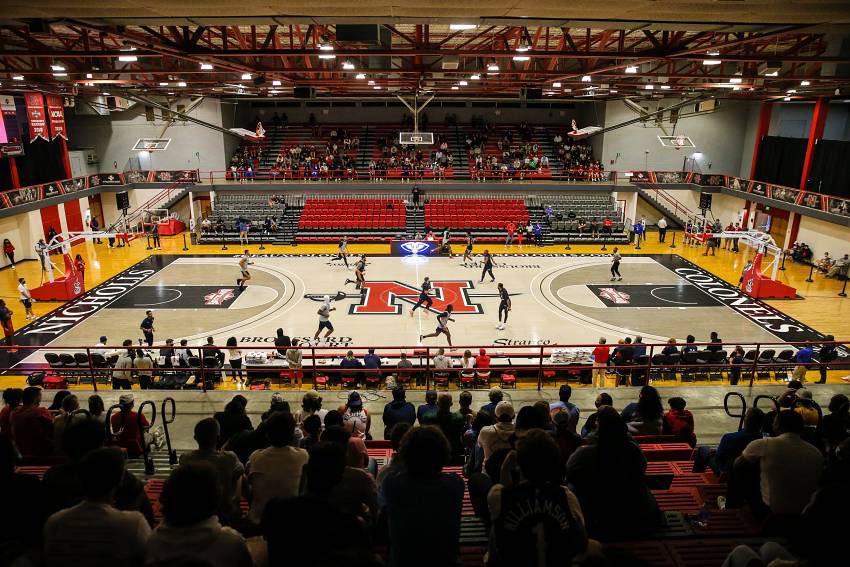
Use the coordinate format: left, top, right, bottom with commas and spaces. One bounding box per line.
46, 95, 68, 140
24, 92, 48, 141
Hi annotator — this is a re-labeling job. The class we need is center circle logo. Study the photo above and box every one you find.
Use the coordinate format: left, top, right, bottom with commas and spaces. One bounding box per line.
400, 241, 430, 255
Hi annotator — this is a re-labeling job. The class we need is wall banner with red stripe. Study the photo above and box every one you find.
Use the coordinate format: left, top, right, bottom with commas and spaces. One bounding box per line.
24, 92, 48, 141
46, 94, 68, 140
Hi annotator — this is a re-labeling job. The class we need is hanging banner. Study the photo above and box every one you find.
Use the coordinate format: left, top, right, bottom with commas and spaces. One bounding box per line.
24, 92, 48, 142
46, 94, 68, 140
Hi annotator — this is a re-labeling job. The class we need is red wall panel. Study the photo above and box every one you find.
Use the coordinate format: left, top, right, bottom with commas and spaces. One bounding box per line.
64, 200, 84, 232
39, 204, 61, 240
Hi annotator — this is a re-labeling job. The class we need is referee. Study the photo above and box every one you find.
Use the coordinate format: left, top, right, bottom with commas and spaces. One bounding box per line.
409, 277, 434, 316
140, 310, 155, 347
496, 283, 511, 330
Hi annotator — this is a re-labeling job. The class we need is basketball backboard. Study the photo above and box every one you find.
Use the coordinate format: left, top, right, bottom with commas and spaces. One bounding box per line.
132, 138, 171, 151
658, 135, 695, 149
399, 132, 434, 145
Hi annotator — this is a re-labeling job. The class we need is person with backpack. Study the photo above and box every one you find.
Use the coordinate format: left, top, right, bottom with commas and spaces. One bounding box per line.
488, 430, 593, 566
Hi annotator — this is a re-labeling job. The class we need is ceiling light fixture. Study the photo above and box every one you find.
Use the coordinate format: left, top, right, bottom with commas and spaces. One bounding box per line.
200, 62, 213, 70
368, 80, 375, 85
241, 73, 252, 80
86, 73, 93, 79
342, 60, 355, 70
451, 85, 459, 90
581, 75, 592, 82
102, 92, 110, 96
765, 70, 778, 77
51, 63, 65, 71
272, 80, 282, 86
470, 74, 480, 80
52, 73, 67, 78
12, 74, 24, 81
787, 89, 796, 93
660, 85, 671, 90
552, 81, 562, 87
318, 54, 336, 60
118, 55, 138, 62
487, 62, 500, 72
703, 59, 722, 66
800, 80, 810, 86
625, 66, 638, 74
563, 88, 572, 93
516, 41, 530, 52
459, 80, 468, 86
159, 82, 169, 86
729, 77, 742, 84
512, 56, 530, 61
355, 73, 366, 80
610, 89, 618, 94
706, 50, 720, 56
177, 81, 187, 87
319, 36, 334, 51
373, 85, 381, 90
449, 24, 477, 30
783, 96, 791, 101
645, 84, 654, 90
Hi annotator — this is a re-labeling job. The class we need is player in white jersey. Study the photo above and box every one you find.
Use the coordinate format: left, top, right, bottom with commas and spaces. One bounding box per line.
236, 250, 252, 289
420, 304, 455, 348
330, 236, 349, 267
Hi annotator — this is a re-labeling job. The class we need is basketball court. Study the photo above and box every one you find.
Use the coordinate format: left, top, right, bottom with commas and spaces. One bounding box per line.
9, 251, 828, 368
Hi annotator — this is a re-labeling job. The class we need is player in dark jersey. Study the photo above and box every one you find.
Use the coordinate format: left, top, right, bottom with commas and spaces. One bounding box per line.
345, 254, 367, 289
462, 233, 474, 266
409, 277, 434, 316
479, 249, 495, 283
420, 304, 455, 348
496, 282, 511, 330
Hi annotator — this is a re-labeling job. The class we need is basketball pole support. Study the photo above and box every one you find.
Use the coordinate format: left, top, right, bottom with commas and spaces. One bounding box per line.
839, 276, 848, 298
779, 251, 786, 271
806, 264, 815, 283
669, 230, 677, 249
564, 234, 571, 251
182, 232, 189, 251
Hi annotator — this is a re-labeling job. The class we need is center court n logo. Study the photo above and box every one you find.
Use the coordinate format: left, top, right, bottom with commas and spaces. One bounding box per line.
351, 280, 483, 315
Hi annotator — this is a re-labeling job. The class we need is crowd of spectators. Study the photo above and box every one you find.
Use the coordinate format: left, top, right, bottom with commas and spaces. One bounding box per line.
1, 378, 848, 566
465, 122, 555, 180
550, 131, 604, 181
368, 133, 454, 181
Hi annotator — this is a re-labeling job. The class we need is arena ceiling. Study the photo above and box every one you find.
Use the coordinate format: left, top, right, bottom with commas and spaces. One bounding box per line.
2, 3, 850, 101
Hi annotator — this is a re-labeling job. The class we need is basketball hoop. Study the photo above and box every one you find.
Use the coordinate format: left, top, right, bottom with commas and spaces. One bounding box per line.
658, 135, 696, 150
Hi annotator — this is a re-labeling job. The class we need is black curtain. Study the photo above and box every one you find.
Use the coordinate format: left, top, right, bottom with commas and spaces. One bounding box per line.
14, 137, 66, 187
0, 159, 11, 191
753, 135, 807, 188
807, 139, 850, 198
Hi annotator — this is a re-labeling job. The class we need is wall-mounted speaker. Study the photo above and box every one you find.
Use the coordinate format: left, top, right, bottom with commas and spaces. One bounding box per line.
116, 191, 130, 211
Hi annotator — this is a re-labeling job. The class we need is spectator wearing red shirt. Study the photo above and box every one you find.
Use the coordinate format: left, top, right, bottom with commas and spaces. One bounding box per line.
0, 388, 23, 436
591, 338, 610, 388
11, 386, 54, 456
475, 348, 492, 383
505, 222, 516, 246
663, 397, 696, 447
110, 393, 149, 458
602, 217, 614, 235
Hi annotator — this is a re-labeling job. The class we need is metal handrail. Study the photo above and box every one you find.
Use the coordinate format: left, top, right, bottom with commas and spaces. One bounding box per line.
161, 397, 178, 465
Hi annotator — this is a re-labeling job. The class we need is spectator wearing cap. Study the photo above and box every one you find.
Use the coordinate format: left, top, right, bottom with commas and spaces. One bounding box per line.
294, 390, 327, 427
12, 386, 54, 457
179, 418, 245, 524
341, 391, 371, 439
417, 390, 439, 424
477, 401, 516, 467
325, 410, 369, 469
663, 397, 696, 447
110, 393, 149, 458
145, 462, 252, 567
479, 386, 503, 416
383, 426, 465, 567
421, 393, 466, 463
736, 410, 823, 516
213, 395, 253, 448
382, 386, 416, 440
549, 385, 580, 433
246, 412, 309, 524
44, 448, 151, 566
112, 340, 135, 390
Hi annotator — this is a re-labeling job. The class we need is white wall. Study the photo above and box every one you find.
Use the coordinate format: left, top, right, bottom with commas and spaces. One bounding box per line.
738, 104, 761, 178
796, 215, 850, 258
67, 98, 230, 173
599, 99, 753, 175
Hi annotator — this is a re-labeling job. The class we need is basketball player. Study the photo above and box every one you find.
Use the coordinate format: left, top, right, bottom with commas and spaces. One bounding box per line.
409, 277, 434, 316
420, 304, 455, 348
610, 247, 622, 281
330, 236, 349, 267
345, 254, 367, 289
440, 229, 454, 258
496, 283, 511, 330
479, 250, 495, 283
314, 295, 336, 339
237, 250, 252, 289
463, 233, 474, 265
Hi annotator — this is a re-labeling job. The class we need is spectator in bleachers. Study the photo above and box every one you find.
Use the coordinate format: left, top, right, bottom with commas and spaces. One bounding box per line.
294, 390, 328, 428
146, 463, 252, 567
697, 407, 764, 476
51, 394, 80, 454
822, 394, 849, 457
566, 406, 662, 541
44, 448, 151, 567
12, 386, 54, 457
383, 386, 416, 440
477, 401, 516, 467
246, 411, 309, 524
213, 395, 253, 449
341, 391, 371, 439
487, 429, 592, 565
179, 418, 244, 524
417, 390, 439, 424
549, 384, 580, 433
300, 415, 322, 450
0, 387, 22, 436
42, 417, 154, 524
735, 410, 823, 517
663, 397, 697, 447
324, 411, 369, 469
383, 426, 465, 567
110, 393, 149, 458
620, 386, 664, 436
304, 440, 377, 524
581, 392, 614, 438
553, 410, 583, 467
421, 393, 466, 463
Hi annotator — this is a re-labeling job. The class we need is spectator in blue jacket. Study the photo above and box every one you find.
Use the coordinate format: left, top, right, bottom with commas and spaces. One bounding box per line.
382, 387, 416, 440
